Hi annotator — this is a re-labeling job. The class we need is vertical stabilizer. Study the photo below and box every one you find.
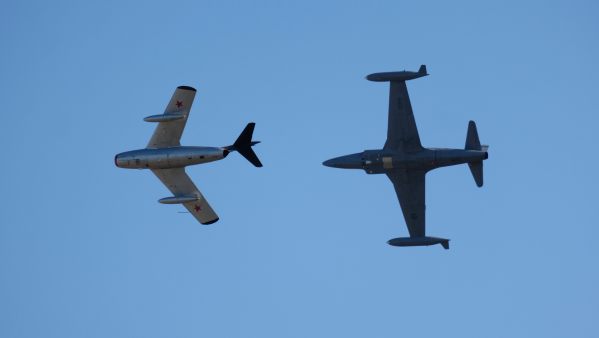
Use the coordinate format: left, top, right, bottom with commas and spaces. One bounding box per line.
465, 121, 484, 187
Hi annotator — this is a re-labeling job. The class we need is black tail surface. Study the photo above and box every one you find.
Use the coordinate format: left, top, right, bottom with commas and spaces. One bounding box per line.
468, 161, 483, 187
227, 123, 263, 167
465, 120, 481, 150
465, 120, 485, 187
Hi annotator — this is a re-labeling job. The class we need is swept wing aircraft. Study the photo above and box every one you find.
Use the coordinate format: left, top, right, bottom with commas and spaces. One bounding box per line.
115, 86, 262, 224
323, 66, 488, 249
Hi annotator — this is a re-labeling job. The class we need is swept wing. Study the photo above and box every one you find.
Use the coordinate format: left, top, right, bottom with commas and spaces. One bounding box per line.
147, 86, 196, 148
383, 81, 423, 152
386, 169, 426, 237
151, 168, 219, 224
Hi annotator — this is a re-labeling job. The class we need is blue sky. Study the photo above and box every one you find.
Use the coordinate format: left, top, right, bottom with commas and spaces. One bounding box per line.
1, 1, 598, 337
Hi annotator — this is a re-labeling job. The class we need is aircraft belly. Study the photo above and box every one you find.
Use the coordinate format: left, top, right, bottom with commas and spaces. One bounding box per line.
321, 66, 488, 248
166, 148, 224, 168
382, 156, 393, 169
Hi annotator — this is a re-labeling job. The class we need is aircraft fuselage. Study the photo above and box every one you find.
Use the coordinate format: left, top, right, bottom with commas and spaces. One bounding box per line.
115, 146, 228, 169
323, 147, 488, 174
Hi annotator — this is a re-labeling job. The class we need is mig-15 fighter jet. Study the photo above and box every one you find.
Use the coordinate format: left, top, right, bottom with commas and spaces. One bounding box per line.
115, 86, 262, 224
323, 66, 488, 249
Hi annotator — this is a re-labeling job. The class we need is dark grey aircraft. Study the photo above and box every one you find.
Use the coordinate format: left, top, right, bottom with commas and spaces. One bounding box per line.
323, 65, 488, 249
115, 86, 262, 224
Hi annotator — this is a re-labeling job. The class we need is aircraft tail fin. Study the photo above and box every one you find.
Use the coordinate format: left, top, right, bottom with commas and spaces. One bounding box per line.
465, 120, 486, 187
418, 65, 427, 76
468, 161, 484, 187
225, 123, 263, 167
465, 120, 481, 150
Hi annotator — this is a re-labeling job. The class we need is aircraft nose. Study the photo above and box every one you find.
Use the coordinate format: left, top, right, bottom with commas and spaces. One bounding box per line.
114, 154, 124, 167
323, 154, 361, 169
322, 159, 336, 168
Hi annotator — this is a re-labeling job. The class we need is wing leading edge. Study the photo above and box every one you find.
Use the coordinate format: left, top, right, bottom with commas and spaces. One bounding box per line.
147, 86, 197, 149
384, 81, 423, 153
151, 168, 219, 224
386, 169, 426, 237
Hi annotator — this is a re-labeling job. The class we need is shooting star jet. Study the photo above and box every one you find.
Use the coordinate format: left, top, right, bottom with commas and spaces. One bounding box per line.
115, 86, 262, 224
323, 66, 488, 249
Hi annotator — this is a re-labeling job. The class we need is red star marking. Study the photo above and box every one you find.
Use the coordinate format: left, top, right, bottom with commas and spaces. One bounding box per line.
194, 204, 201, 212
176, 100, 183, 108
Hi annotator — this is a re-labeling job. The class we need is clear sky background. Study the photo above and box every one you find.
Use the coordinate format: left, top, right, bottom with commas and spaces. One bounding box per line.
1, 1, 598, 337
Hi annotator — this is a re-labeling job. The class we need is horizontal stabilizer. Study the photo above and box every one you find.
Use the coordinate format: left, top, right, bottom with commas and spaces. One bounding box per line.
226, 123, 263, 167
465, 120, 481, 150
465, 121, 486, 187
387, 236, 450, 249
468, 161, 484, 187
238, 146, 262, 167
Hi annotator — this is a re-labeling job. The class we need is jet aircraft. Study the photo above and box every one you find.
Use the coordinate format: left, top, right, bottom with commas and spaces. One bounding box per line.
115, 86, 262, 224
323, 66, 488, 249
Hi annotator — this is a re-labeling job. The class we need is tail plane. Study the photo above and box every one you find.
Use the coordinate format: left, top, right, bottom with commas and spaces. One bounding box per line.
225, 123, 263, 167
468, 161, 484, 187
465, 121, 487, 187
465, 120, 481, 150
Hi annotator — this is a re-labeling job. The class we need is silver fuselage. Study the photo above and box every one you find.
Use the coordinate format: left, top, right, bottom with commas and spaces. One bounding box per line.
323, 148, 488, 174
115, 146, 228, 169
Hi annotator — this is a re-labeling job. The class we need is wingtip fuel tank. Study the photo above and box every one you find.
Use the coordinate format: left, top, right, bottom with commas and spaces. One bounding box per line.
366, 64, 428, 82
387, 236, 450, 249
326, 65, 488, 249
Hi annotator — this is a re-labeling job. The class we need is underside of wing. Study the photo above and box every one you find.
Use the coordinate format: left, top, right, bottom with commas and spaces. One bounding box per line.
384, 81, 423, 152
386, 169, 426, 237
147, 86, 197, 149
151, 168, 219, 224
